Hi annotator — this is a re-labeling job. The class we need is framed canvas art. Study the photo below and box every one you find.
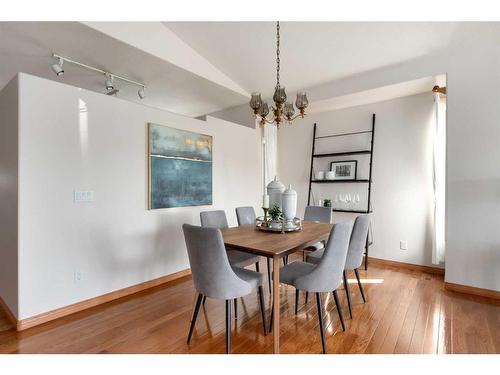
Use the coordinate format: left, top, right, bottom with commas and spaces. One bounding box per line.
148, 123, 213, 209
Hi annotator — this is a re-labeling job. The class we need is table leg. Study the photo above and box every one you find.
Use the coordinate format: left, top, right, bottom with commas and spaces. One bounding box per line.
272, 256, 280, 354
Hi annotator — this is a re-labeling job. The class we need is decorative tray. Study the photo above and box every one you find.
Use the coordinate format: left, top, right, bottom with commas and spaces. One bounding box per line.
255, 217, 302, 233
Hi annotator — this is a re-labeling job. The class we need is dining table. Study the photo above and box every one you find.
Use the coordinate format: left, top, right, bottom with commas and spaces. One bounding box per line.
220, 220, 333, 354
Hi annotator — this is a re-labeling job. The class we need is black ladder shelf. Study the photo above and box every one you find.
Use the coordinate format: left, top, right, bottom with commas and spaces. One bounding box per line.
307, 113, 376, 270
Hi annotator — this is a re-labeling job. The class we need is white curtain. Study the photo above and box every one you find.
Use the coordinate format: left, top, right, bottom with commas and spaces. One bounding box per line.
262, 123, 278, 191
432, 93, 446, 264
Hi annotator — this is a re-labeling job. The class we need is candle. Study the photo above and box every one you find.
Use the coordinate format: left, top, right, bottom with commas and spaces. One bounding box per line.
263, 194, 269, 209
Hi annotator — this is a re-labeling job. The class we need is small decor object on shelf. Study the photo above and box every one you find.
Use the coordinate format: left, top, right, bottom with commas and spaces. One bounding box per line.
330, 160, 358, 180
323, 199, 332, 208
325, 171, 335, 180
282, 184, 297, 226
267, 177, 285, 209
315, 171, 325, 180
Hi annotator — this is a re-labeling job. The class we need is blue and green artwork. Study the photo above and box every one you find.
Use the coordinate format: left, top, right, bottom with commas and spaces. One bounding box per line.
148, 123, 212, 209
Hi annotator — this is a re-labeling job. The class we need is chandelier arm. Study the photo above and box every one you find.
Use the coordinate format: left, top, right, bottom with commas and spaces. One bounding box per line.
288, 113, 306, 122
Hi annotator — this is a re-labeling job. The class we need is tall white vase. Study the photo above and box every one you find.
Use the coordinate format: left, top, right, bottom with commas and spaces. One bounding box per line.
282, 184, 297, 222
267, 177, 285, 210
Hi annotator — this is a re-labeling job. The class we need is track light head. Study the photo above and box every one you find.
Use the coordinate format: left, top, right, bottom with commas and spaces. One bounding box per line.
105, 75, 114, 91
51, 58, 64, 76
138, 86, 146, 99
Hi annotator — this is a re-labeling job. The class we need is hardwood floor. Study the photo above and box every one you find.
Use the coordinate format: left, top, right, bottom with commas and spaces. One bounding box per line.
0, 258, 498, 354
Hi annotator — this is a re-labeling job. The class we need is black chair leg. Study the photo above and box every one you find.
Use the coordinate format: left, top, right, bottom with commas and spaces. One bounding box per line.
255, 261, 260, 272
295, 289, 299, 314
257, 286, 267, 336
269, 305, 273, 333
354, 268, 367, 302
316, 292, 327, 354
225, 300, 231, 354
267, 258, 272, 294
202, 295, 207, 305
343, 270, 353, 319
364, 237, 369, 270
305, 291, 309, 304
332, 290, 346, 331
187, 293, 203, 343
234, 298, 238, 320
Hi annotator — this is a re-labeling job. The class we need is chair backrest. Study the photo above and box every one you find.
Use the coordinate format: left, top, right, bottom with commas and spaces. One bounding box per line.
200, 210, 229, 229
304, 206, 332, 223
182, 224, 252, 299
295, 220, 353, 292
235, 206, 256, 226
344, 214, 370, 270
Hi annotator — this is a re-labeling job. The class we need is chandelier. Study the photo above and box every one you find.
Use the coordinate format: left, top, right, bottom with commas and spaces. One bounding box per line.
249, 21, 309, 128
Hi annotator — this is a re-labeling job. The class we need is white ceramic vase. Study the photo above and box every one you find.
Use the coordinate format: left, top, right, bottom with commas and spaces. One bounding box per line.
267, 177, 285, 210
282, 184, 297, 223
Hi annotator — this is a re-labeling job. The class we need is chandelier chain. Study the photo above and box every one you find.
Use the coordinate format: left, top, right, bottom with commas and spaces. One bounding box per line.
276, 21, 280, 89
249, 20, 307, 127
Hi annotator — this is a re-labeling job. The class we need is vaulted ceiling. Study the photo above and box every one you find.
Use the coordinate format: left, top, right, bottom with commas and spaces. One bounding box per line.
0, 21, 466, 120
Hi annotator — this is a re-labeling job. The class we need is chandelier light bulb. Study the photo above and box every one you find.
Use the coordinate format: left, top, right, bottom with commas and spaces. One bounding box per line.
250, 92, 262, 113
296, 92, 309, 111
259, 101, 270, 118
284, 102, 295, 119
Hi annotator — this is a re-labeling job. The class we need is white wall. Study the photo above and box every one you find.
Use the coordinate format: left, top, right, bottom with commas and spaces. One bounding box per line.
278, 93, 437, 268
0, 76, 19, 317
10, 73, 261, 319
275, 24, 500, 292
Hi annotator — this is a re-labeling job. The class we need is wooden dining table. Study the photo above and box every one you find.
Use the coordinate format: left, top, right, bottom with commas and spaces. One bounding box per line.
221, 221, 333, 354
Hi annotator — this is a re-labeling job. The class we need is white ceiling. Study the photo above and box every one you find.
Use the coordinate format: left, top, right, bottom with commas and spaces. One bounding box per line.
0, 22, 462, 119
309, 75, 446, 113
0, 22, 247, 117
165, 22, 459, 98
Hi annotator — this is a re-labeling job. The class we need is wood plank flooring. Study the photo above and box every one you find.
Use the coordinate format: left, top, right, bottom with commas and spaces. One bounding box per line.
0, 258, 498, 354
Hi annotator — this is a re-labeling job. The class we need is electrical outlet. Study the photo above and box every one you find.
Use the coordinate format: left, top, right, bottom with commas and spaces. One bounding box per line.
74, 190, 94, 203
400, 240, 408, 250
74, 270, 82, 284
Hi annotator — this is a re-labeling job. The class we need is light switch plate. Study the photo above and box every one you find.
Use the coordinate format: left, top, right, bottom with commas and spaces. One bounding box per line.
400, 240, 408, 250
74, 190, 94, 203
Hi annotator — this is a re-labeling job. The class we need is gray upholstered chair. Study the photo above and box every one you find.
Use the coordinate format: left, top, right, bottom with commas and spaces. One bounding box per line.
235, 207, 272, 293
235, 206, 256, 226
302, 205, 332, 254
200, 210, 261, 317
307, 214, 370, 319
182, 224, 266, 354
271, 221, 353, 354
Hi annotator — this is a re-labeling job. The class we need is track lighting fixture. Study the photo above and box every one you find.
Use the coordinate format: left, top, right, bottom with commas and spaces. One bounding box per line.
138, 86, 146, 99
51, 58, 64, 76
51, 53, 147, 99
105, 75, 114, 91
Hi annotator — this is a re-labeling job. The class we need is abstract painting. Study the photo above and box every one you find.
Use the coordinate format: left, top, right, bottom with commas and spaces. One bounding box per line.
148, 123, 212, 209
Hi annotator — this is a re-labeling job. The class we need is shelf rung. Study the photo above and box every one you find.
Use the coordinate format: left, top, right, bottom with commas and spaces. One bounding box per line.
331, 209, 373, 214
311, 179, 370, 184
315, 130, 372, 139
313, 150, 371, 158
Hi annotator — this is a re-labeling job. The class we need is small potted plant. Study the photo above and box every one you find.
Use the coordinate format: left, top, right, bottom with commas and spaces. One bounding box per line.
268, 204, 283, 228
323, 199, 332, 208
